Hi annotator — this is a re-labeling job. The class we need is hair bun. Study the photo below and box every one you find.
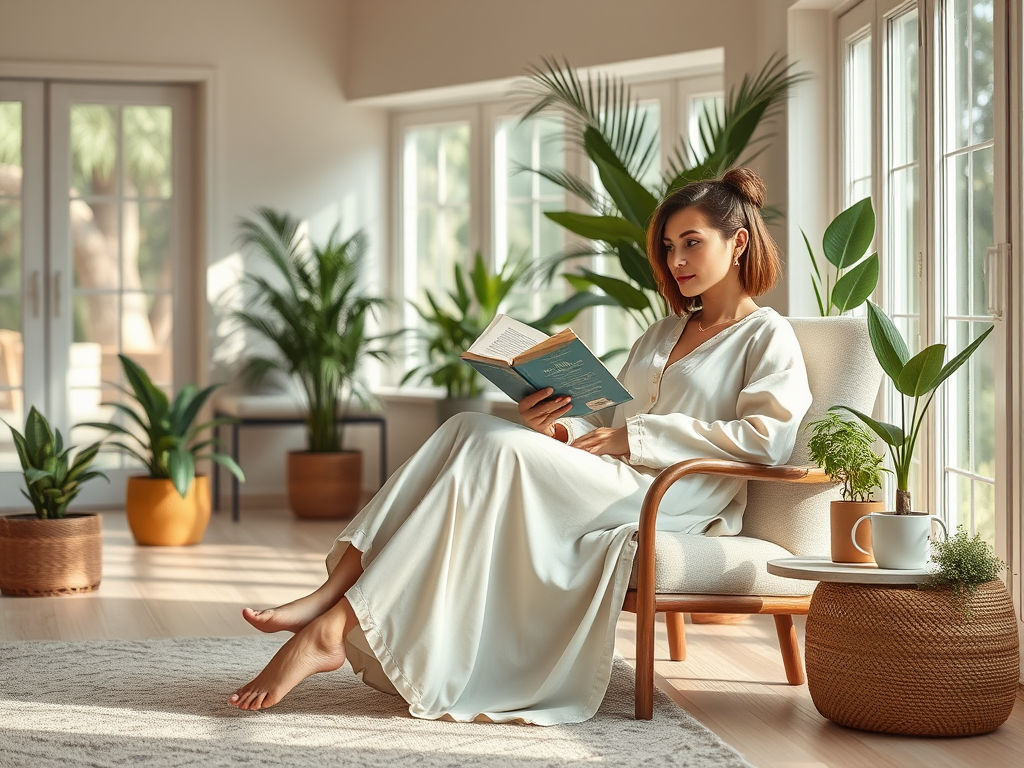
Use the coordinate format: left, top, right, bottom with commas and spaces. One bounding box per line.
722, 167, 766, 209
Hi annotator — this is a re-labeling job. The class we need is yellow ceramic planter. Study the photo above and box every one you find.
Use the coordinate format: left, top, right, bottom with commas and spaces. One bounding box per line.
126, 475, 211, 546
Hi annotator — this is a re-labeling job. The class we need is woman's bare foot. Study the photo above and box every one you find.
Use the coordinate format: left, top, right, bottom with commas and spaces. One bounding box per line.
242, 588, 341, 634
229, 599, 354, 711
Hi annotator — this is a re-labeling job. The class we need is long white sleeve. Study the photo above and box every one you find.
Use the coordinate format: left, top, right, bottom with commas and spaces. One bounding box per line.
624, 323, 811, 470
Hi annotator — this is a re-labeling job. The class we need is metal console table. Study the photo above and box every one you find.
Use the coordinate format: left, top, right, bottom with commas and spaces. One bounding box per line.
212, 397, 387, 522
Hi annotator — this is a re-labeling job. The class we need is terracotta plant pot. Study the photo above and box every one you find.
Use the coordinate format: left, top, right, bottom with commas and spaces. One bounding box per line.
0, 513, 103, 596
287, 450, 363, 519
830, 500, 883, 563
126, 475, 210, 546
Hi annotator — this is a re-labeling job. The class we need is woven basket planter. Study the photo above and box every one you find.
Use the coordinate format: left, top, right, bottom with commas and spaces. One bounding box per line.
805, 580, 1019, 736
0, 513, 102, 596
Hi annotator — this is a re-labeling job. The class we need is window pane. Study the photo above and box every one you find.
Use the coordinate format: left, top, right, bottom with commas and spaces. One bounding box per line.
950, 152, 971, 316
888, 165, 919, 315
970, 321, 994, 478
0, 296, 23, 435
123, 292, 172, 385
133, 200, 172, 292
975, 480, 995, 545
971, 146, 994, 316
687, 95, 724, 166
889, 11, 919, 167
846, 34, 873, 205
71, 199, 120, 290
636, 101, 661, 190
0, 102, 22, 170
123, 105, 172, 199
71, 104, 118, 197
951, 0, 995, 148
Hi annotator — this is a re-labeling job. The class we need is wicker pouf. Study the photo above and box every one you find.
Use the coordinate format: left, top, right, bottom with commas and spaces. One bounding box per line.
805, 581, 1019, 736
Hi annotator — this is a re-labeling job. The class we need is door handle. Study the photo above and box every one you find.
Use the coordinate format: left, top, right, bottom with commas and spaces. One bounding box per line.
983, 244, 1008, 320
29, 270, 40, 318
52, 270, 62, 319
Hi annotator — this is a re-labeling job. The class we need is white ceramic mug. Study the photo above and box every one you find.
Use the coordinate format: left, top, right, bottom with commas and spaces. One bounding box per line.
851, 512, 948, 570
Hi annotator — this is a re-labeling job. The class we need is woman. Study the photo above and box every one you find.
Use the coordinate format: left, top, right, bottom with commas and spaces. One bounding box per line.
229, 167, 812, 724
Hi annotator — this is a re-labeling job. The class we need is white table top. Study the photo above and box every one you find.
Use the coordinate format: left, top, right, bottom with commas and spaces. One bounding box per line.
767, 556, 934, 585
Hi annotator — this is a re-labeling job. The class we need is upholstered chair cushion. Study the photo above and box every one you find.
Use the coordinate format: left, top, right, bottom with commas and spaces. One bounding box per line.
630, 317, 883, 595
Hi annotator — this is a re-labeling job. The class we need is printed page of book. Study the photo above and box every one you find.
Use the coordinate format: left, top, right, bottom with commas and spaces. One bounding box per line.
463, 314, 549, 365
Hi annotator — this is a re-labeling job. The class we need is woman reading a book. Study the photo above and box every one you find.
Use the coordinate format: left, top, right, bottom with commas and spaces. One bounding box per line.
230, 167, 812, 725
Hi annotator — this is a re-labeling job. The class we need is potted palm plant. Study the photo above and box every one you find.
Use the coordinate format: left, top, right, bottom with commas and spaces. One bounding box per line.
83, 354, 244, 546
402, 251, 531, 425
806, 412, 887, 563
0, 408, 108, 595
234, 208, 392, 519
832, 301, 994, 569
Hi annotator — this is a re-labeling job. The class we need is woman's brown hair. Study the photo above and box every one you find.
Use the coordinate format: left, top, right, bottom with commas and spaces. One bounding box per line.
645, 167, 782, 315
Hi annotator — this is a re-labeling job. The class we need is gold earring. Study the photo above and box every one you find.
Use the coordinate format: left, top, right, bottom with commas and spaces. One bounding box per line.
733, 255, 740, 266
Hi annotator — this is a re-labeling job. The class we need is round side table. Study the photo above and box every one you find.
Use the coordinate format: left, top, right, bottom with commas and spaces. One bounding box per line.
768, 556, 1019, 737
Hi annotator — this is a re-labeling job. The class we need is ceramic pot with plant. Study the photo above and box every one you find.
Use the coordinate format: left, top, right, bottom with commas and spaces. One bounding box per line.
806, 412, 887, 563
833, 301, 993, 569
0, 407, 108, 595
234, 208, 393, 519
402, 251, 531, 425
83, 355, 244, 545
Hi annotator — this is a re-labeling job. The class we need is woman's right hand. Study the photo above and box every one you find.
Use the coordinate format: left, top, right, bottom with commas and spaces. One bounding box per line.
519, 388, 572, 438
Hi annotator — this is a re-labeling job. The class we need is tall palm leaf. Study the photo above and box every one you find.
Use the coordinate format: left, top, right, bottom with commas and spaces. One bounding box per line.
515, 55, 808, 328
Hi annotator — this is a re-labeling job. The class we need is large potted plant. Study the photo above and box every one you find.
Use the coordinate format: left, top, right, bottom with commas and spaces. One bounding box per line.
832, 301, 993, 568
0, 408, 107, 595
234, 208, 392, 519
402, 251, 531, 425
806, 412, 887, 563
84, 355, 244, 546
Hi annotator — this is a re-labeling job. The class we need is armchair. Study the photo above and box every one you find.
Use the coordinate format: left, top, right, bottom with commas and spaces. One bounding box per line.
625, 316, 883, 719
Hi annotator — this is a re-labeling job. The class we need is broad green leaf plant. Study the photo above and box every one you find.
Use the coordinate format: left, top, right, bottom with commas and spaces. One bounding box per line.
802, 197, 880, 315
4, 407, 108, 519
234, 208, 395, 453
82, 355, 244, 499
831, 302, 993, 514
516, 55, 807, 330
402, 252, 531, 399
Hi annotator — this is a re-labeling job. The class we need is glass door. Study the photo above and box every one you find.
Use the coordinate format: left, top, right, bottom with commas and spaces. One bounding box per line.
0, 81, 194, 509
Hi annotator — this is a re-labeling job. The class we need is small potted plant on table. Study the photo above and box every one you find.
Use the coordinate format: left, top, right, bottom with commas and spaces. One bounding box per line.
234, 208, 393, 519
84, 355, 244, 546
806, 412, 887, 563
0, 408, 108, 595
402, 251, 530, 425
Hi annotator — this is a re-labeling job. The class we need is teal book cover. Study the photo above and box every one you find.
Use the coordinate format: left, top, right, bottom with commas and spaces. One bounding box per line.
512, 339, 631, 417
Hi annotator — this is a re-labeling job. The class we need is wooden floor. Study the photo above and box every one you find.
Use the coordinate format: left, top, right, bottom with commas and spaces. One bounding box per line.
1, 505, 1021, 768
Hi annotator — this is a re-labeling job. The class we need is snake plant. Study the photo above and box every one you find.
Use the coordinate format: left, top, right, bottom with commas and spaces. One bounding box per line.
81, 354, 244, 499
4, 407, 108, 519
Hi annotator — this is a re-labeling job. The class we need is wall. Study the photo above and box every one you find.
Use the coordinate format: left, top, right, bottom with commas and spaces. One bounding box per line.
0, 0, 389, 498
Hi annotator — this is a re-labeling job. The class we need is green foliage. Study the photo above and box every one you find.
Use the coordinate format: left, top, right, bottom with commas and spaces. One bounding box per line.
4, 407, 108, 519
0, 102, 21, 166
516, 55, 807, 328
806, 412, 887, 502
926, 526, 1005, 614
233, 208, 395, 453
402, 252, 531, 399
802, 197, 880, 316
80, 355, 244, 499
832, 301, 993, 513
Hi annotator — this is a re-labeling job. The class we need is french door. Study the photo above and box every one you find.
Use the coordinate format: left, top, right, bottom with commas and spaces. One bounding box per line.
0, 80, 195, 508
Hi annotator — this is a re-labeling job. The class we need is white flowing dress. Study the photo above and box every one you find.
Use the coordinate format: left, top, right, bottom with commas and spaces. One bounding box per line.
326, 306, 812, 725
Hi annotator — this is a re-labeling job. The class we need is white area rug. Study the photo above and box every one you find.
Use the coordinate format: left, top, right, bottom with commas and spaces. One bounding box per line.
0, 636, 752, 768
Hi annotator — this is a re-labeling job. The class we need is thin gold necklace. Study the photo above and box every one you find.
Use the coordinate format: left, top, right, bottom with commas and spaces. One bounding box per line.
696, 312, 744, 333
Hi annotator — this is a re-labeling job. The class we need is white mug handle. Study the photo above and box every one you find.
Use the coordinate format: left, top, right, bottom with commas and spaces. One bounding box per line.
929, 516, 948, 542
851, 515, 872, 556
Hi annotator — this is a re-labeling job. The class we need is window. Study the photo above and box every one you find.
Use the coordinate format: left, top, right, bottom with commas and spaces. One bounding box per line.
392, 71, 725, 379
836, 0, 1008, 551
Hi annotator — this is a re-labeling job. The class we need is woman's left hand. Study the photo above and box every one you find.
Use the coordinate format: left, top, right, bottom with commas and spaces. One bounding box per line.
571, 427, 630, 457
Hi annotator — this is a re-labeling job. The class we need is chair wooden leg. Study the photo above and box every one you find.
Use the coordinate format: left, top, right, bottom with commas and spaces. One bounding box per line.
666, 611, 686, 661
635, 602, 656, 719
773, 614, 806, 685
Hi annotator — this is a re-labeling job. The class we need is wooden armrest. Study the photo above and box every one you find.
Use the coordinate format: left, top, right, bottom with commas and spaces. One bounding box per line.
632, 460, 832, 603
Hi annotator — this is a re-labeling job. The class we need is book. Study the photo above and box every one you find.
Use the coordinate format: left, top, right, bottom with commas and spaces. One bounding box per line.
460, 314, 633, 417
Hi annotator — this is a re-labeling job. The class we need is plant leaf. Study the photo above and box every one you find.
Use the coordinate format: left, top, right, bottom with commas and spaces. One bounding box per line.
543, 211, 646, 245
829, 405, 905, 447
831, 253, 879, 314
167, 446, 195, 498
866, 301, 909, 382
928, 324, 995, 392
822, 197, 875, 269
896, 344, 947, 397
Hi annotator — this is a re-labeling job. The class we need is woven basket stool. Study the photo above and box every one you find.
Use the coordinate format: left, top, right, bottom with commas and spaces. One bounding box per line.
0, 513, 103, 596
805, 580, 1019, 736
